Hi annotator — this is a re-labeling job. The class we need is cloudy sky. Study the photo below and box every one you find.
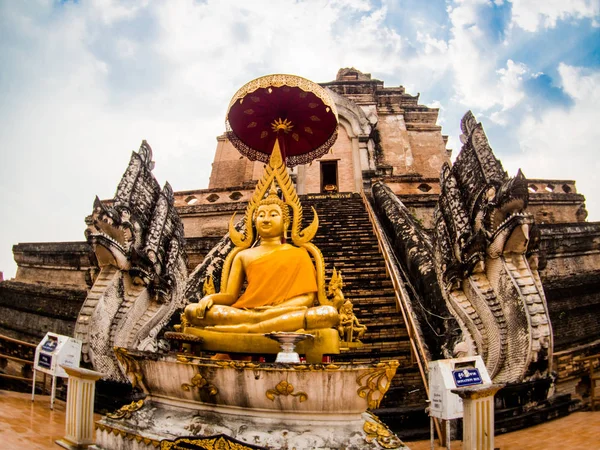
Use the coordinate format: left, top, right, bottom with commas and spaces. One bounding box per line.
1, 0, 599, 278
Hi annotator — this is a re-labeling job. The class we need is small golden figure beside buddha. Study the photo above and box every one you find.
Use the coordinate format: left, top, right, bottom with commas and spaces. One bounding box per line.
184, 184, 339, 334
338, 300, 367, 342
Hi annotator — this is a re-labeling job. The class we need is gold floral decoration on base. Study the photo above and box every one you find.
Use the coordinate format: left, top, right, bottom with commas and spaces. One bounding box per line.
181, 373, 218, 396
215, 360, 259, 370
356, 361, 400, 409
114, 347, 149, 394
106, 400, 145, 420
266, 380, 307, 403
161, 435, 265, 450
363, 415, 405, 449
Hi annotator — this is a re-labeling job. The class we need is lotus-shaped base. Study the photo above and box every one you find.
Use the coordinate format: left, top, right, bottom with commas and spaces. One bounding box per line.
98, 350, 407, 449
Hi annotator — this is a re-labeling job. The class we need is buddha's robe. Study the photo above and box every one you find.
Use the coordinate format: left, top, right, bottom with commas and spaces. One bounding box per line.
232, 246, 317, 309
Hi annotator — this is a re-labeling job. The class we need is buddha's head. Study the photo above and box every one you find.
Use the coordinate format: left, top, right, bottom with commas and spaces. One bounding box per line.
254, 184, 290, 240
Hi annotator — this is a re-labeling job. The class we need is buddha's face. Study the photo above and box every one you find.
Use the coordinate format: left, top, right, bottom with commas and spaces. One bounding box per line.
255, 204, 285, 239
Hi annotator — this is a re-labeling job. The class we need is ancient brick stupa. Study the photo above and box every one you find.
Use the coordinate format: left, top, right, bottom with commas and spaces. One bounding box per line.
1, 69, 598, 441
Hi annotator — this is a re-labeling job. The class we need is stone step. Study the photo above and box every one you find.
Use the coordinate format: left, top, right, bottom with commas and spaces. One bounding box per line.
323, 265, 386, 274
346, 292, 397, 299
323, 252, 382, 259
303, 195, 422, 399
357, 309, 402, 320
315, 239, 377, 246
315, 238, 378, 245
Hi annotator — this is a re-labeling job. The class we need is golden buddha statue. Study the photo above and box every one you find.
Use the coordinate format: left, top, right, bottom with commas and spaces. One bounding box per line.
171, 76, 365, 362
181, 140, 348, 356
184, 183, 339, 334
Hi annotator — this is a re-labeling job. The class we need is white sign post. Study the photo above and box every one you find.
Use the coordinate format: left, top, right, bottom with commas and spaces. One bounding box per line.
56, 366, 104, 450
428, 356, 492, 449
31, 332, 82, 410
451, 383, 504, 450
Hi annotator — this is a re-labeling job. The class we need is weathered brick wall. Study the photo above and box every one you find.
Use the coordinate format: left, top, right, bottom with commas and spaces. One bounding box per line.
178, 201, 248, 238
397, 197, 438, 230
383, 179, 440, 230
527, 180, 587, 223
529, 203, 583, 224
406, 128, 449, 179
553, 342, 600, 400
184, 236, 221, 272
1, 243, 93, 342
546, 283, 600, 350
539, 222, 600, 351
173, 187, 253, 207
302, 125, 356, 193
377, 114, 414, 175
0, 280, 86, 342
208, 136, 256, 189
13, 242, 95, 289
384, 178, 441, 196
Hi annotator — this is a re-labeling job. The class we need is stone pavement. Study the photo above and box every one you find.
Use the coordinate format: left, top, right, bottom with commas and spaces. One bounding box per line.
402, 411, 600, 450
1, 389, 599, 449
0, 390, 68, 449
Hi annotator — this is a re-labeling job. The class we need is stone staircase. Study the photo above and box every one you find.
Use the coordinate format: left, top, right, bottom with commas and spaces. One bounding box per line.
300, 193, 427, 415
299, 193, 578, 440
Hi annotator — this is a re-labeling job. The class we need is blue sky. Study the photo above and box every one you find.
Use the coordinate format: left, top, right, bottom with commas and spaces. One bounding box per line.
1, 0, 599, 278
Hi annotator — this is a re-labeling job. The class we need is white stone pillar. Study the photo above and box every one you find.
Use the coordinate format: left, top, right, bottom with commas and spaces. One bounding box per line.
297, 164, 306, 195
56, 366, 104, 450
452, 384, 503, 450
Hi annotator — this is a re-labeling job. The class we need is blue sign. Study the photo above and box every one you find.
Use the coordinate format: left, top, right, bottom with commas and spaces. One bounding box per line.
38, 352, 53, 370
452, 368, 482, 387
41, 336, 58, 352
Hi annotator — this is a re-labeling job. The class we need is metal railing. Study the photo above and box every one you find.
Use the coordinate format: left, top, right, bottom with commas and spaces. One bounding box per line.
360, 189, 443, 441
0, 333, 47, 393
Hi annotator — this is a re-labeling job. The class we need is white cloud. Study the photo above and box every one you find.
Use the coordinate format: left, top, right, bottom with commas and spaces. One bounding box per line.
497, 59, 528, 109
502, 63, 600, 220
509, 0, 600, 32
90, 0, 150, 25
445, 3, 533, 117
0, 0, 418, 278
447, 0, 511, 110
486, 59, 529, 124
417, 31, 449, 54
0, 0, 598, 280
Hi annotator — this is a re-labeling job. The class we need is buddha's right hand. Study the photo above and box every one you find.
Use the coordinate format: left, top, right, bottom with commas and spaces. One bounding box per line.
195, 297, 214, 319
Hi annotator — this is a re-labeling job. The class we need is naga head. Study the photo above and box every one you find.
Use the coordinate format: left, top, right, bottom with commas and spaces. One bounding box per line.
435, 112, 540, 281
85, 197, 139, 270
84, 141, 186, 293
477, 169, 534, 258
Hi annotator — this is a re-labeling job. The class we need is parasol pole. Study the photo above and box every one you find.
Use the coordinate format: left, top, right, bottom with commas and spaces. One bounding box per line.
277, 133, 288, 166
271, 116, 294, 167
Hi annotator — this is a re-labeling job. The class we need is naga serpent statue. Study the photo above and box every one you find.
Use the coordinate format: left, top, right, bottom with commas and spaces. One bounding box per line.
373, 111, 553, 385
74, 141, 188, 382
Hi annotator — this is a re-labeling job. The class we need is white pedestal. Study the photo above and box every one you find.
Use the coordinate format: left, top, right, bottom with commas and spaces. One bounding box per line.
56, 366, 104, 450
451, 384, 503, 450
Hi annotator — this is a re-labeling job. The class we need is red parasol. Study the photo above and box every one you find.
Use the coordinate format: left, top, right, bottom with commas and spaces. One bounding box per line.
226, 74, 338, 167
